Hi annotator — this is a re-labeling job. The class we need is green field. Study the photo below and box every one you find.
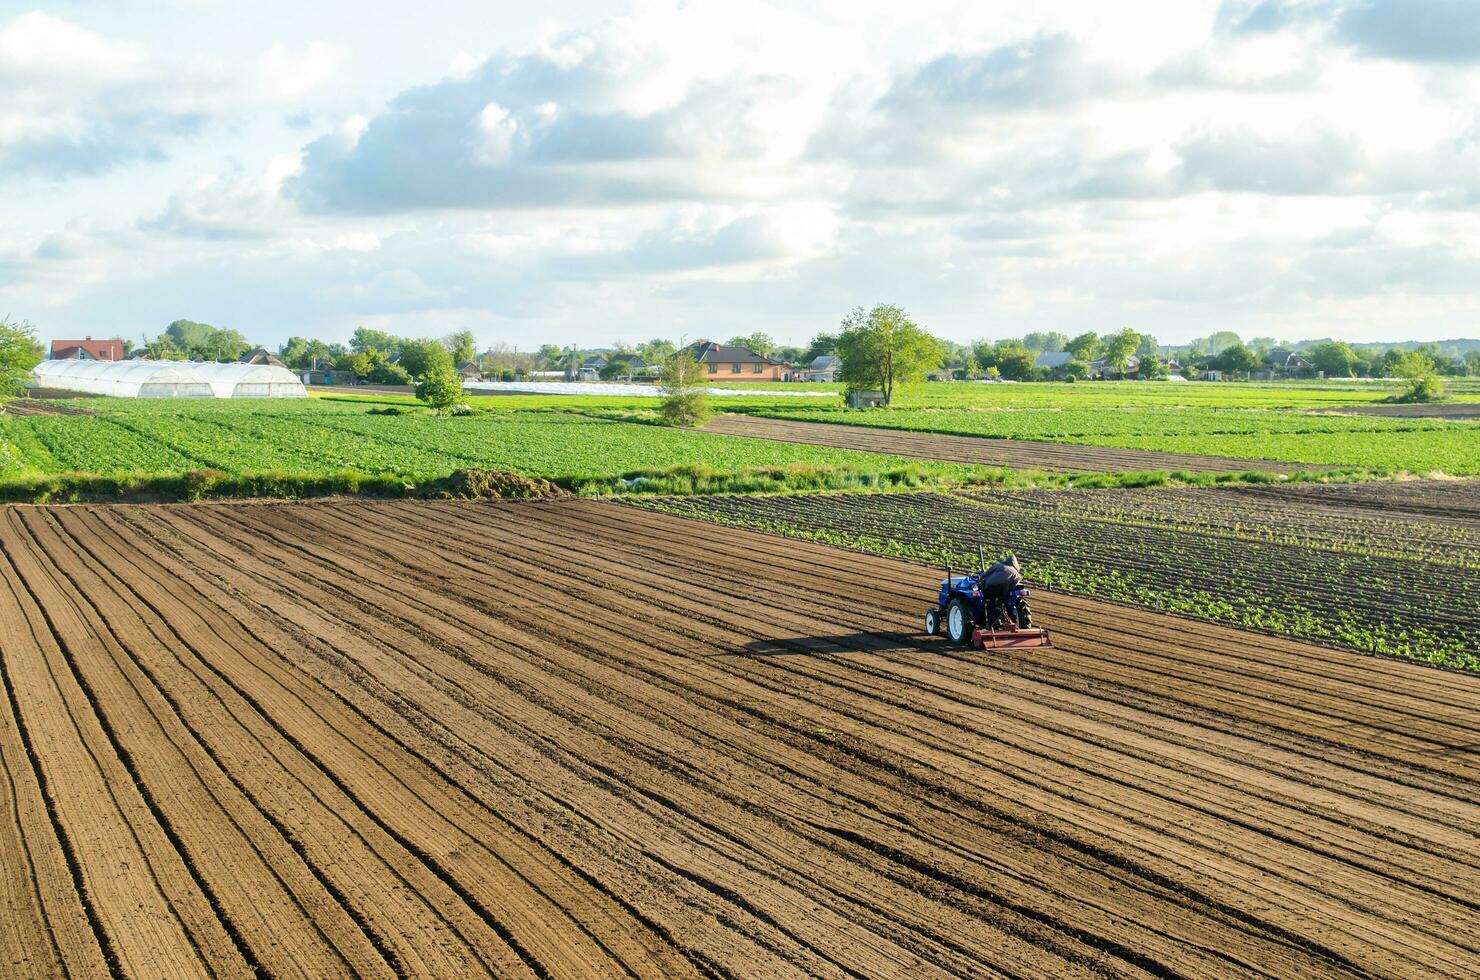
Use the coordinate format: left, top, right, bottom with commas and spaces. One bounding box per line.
4, 379, 1477, 502
0, 398, 989, 498
743, 403, 1480, 474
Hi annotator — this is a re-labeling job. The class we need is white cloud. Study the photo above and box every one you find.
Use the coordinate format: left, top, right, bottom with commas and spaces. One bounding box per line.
256, 41, 345, 100
11, 0, 1480, 348
0, 12, 146, 82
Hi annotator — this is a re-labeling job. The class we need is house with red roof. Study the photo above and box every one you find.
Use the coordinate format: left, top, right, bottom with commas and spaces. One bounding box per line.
49, 337, 125, 361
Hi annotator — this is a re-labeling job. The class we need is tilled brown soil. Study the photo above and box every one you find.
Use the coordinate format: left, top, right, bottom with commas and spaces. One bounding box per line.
2, 399, 92, 416
702, 413, 1304, 473
1, 499, 1478, 977
1319, 403, 1480, 420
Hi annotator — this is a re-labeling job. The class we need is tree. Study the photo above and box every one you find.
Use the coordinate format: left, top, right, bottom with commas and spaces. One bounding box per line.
1022, 331, 1067, 352
1138, 355, 1169, 380
1102, 329, 1140, 374
805, 332, 839, 361
398, 339, 453, 379
658, 348, 710, 426
201, 328, 249, 362
443, 330, 476, 366
727, 332, 775, 356
415, 363, 464, 414
1307, 341, 1360, 379
536, 344, 564, 368
1465, 350, 1480, 377
559, 347, 583, 381
146, 334, 187, 360
1064, 331, 1103, 361
992, 341, 1036, 381
1059, 358, 1090, 381
637, 338, 676, 365
351, 326, 404, 355
343, 350, 375, 378
599, 359, 631, 381
1192, 331, 1242, 355
0, 316, 44, 399
1390, 350, 1444, 403
1215, 342, 1261, 376
163, 319, 217, 352
366, 353, 411, 385
1135, 334, 1160, 360
835, 304, 942, 405
279, 336, 312, 370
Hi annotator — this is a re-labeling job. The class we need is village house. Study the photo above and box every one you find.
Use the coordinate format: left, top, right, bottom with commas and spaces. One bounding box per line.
688, 341, 793, 381
799, 354, 840, 382
50, 337, 125, 361
238, 348, 287, 367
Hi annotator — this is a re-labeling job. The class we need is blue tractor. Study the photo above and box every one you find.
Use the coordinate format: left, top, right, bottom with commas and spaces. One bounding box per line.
923, 548, 1052, 649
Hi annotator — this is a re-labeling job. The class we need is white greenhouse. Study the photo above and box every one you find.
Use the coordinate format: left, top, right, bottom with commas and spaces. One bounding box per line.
190, 362, 308, 398
30, 359, 307, 399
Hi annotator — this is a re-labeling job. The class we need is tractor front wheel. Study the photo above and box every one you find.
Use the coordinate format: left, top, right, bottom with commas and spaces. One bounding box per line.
945, 597, 975, 646
924, 608, 940, 636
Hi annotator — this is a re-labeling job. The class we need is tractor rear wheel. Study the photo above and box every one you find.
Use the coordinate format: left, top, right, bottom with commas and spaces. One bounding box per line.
1016, 601, 1033, 629
924, 608, 940, 635
945, 597, 975, 646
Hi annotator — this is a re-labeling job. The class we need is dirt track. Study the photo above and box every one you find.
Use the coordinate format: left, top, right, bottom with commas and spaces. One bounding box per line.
1, 498, 1477, 977
703, 413, 1304, 472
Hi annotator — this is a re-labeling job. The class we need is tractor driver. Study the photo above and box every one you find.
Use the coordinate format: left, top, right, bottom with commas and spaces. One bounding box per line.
978, 554, 1022, 613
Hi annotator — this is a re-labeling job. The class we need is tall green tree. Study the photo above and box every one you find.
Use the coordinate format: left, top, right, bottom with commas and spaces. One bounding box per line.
637, 338, 677, 364
805, 332, 839, 361
1307, 341, 1360, 378
726, 332, 775, 356
398, 339, 454, 379
1102, 328, 1140, 373
351, 326, 405, 354
992, 341, 1037, 381
0, 316, 44, 398
163, 319, 216, 352
836, 304, 942, 405
443, 330, 476, 365
1022, 331, 1067, 352
1064, 331, 1103, 361
1192, 331, 1242, 355
1215, 342, 1261, 375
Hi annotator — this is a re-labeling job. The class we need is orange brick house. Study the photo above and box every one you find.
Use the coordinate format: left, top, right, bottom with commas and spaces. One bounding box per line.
688, 341, 793, 381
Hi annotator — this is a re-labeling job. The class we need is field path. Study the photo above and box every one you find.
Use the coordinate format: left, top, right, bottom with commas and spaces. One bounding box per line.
0, 497, 1476, 977
702, 413, 1307, 472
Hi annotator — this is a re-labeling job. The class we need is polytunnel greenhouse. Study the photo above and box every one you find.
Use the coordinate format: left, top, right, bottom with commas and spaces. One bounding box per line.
190, 362, 308, 398
30, 359, 307, 398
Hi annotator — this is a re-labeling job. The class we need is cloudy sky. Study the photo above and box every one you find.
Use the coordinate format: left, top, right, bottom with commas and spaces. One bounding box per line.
3, 0, 1479, 350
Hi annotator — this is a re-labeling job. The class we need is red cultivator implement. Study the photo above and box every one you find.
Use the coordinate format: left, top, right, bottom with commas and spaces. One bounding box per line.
922, 548, 1054, 650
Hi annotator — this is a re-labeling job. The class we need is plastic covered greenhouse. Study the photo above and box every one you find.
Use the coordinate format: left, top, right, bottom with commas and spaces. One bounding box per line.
190, 362, 307, 398
30, 359, 307, 398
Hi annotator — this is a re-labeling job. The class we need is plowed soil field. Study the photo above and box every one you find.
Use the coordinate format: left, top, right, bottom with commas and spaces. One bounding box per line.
702, 413, 1304, 472
2, 498, 1478, 977
1326, 403, 1480, 420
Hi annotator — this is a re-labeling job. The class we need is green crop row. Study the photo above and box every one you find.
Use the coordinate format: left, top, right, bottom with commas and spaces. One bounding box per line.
631, 484, 1480, 671
0, 399, 998, 488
